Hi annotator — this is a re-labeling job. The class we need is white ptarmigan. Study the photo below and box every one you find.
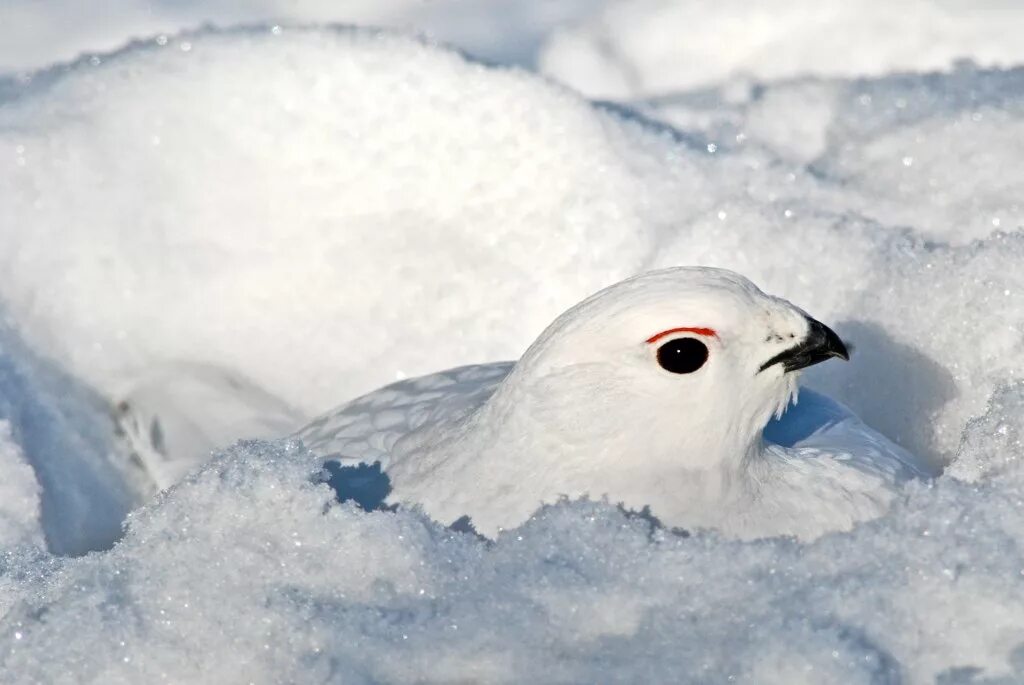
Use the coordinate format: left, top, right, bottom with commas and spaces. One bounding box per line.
297, 267, 935, 540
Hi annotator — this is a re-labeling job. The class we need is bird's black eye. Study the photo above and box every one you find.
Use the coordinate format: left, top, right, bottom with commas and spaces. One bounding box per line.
656, 337, 709, 374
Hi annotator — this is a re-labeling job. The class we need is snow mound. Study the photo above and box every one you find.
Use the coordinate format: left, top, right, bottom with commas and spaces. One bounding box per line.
1, 437, 1024, 682
540, 0, 1024, 98
0, 25, 704, 476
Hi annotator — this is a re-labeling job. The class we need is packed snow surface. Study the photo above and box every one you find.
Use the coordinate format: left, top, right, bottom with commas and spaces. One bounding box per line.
0, 19, 1023, 685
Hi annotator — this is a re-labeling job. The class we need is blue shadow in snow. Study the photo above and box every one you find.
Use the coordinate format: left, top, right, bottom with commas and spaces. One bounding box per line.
322, 460, 393, 512
320, 461, 485, 541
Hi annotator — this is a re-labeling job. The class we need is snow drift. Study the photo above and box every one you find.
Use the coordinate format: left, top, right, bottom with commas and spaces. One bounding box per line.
539, 0, 1024, 98
1, 23, 1024, 683
4, 431, 1024, 683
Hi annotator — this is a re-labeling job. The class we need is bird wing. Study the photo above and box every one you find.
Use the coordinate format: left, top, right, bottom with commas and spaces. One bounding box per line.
115, 362, 306, 491
294, 362, 514, 466
764, 387, 938, 480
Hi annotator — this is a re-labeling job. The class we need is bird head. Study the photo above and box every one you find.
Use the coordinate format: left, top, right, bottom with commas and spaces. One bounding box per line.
496, 267, 848, 473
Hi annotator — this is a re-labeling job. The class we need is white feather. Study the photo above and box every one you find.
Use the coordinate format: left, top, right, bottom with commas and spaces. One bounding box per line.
295, 266, 936, 540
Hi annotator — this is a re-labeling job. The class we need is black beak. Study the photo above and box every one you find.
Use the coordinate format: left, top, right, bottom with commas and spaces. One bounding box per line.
758, 317, 849, 373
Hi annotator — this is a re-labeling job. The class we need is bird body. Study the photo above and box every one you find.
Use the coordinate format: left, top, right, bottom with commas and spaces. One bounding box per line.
297, 267, 935, 539
299, 366, 930, 540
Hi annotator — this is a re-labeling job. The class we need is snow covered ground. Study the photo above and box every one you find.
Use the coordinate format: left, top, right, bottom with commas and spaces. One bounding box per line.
1, 2, 1023, 682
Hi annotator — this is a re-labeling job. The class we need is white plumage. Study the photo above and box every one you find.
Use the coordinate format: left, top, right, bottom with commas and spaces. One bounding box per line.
297, 266, 934, 539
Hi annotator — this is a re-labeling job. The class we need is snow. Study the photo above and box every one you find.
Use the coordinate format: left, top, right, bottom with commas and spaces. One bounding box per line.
0, 4, 1022, 682
0, 0, 604, 75
0, 315, 139, 555
638, 67, 1024, 243
3, 439, 1024, 683
0, 423, 41, 550
539, 0, 1024, 98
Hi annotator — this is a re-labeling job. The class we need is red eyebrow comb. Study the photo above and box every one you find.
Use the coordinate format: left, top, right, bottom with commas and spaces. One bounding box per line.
645, 327, 718, 344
